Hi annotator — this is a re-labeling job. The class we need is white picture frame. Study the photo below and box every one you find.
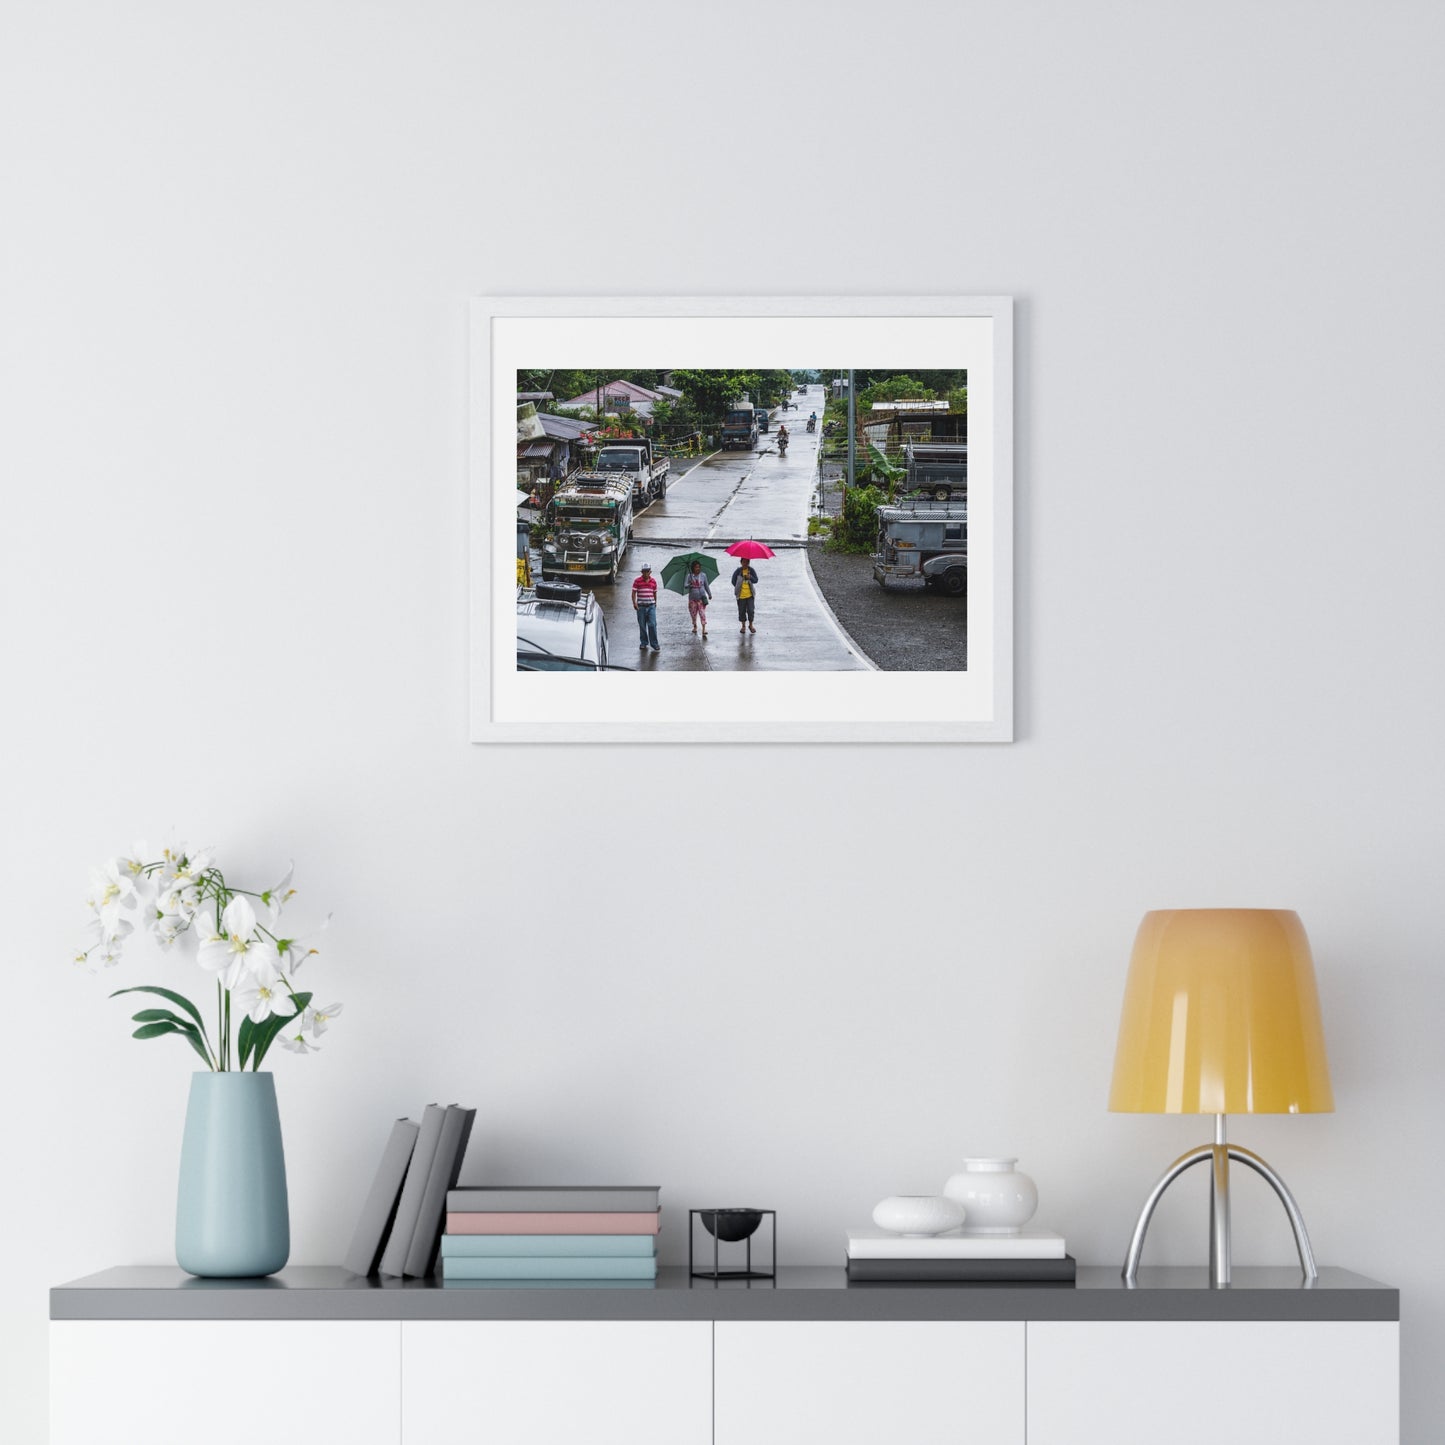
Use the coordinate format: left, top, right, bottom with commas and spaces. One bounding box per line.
471, 295, 1014, 743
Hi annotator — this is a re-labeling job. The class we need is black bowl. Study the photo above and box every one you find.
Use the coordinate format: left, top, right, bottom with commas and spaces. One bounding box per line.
700, 1208, 763, 1243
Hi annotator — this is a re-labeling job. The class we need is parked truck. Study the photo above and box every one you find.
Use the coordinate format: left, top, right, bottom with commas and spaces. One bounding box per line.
586, 438, 670, 507
754, 404, 771, 434
721, 404, 759, 450
901, 441, 968, 503
872, 500, 967, 595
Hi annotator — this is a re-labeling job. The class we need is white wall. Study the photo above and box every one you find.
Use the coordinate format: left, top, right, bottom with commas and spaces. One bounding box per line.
2, 1, 1442, 1439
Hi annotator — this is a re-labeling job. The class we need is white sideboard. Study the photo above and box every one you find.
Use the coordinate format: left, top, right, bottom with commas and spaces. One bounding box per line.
1027, 1320, 1399, 1445
50, 1265, 1399, 1445
401, 1320, 711, 1445
50, 1319, 401, 1445
714, 1320, 1025, 1445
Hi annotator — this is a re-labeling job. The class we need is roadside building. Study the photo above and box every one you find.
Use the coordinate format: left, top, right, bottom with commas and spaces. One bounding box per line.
864, 399, 966, 455
516, 408, 598, 500
556, 378, 665, 418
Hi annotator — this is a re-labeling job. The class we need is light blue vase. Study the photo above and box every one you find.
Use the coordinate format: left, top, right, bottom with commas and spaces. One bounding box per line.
176, 1071, 290, 1277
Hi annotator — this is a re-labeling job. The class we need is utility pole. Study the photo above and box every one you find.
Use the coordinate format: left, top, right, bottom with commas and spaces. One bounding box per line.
846, 368, 856, 491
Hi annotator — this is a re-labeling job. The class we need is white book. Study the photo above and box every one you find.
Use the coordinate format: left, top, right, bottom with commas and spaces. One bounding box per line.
845, 1226, 1066, 1259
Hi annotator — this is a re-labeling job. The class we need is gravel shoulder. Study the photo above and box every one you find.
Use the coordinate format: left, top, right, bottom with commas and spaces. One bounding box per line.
806, 542, 967, 673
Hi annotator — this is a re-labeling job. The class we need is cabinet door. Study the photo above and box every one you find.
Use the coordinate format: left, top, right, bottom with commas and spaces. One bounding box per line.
401, 1320, 711, 1445
50, 1320, 401, 1445
714, 1320, 1025, 1445
1027, 1321, 1399, 1445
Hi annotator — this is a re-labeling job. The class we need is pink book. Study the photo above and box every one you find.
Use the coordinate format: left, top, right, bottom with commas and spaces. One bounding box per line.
446, 1210, 661, 1235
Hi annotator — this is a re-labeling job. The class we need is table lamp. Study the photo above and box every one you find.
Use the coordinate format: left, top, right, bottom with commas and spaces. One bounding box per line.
1109, 908, 1334, 1287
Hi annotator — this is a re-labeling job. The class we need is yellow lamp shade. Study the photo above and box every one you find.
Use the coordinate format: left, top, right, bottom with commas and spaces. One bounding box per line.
1109, 909, 1334, 1115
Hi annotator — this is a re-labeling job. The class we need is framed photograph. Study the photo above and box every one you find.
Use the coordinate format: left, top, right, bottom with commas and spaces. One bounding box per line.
471, 295, 1013, 743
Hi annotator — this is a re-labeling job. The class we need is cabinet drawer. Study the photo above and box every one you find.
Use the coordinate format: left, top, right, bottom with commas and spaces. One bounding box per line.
715, 1320, 1025, 1445
401, 1319, 711, 1445
50, 1320, 400, 1445
1027, 1321, 1400, 1445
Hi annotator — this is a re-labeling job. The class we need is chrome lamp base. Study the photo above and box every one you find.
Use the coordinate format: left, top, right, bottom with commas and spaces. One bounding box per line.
1122, 1115, 1319, 1288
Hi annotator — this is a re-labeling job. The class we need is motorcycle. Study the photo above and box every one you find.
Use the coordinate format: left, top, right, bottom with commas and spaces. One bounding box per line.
777, 431, 789, 456
806, 414, 817, 432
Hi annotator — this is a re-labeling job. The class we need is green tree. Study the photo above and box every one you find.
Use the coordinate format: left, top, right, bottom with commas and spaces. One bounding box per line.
857, 375, 936, 408
670, 369, 758, 420
828, 484, 887, 553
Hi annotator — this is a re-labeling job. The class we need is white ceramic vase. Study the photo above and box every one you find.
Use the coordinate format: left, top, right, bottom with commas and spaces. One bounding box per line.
942, 1158, 1038, 1235
871, 1195, 967, 1237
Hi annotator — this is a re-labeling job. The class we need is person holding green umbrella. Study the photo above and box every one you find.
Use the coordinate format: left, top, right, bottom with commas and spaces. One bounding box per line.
661, 550, 719, 640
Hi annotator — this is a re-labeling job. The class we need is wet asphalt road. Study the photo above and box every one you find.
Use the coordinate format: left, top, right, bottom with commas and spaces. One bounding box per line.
587, 387, 870, 673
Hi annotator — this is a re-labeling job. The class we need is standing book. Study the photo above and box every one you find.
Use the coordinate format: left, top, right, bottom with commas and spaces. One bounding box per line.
342, 1118, 420, 1276
403, 1104, 477, 1277
379, 1104, 444, 1277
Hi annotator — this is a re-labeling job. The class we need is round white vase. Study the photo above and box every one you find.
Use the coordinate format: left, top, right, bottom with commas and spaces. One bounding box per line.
871, 1194, 967, 1237
942, 1158, 1038, 1235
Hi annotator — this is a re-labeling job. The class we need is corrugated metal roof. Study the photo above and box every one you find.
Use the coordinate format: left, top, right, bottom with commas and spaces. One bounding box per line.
537, 413, 592, 439
519, 440, 555, 458
558, 379, 664, 406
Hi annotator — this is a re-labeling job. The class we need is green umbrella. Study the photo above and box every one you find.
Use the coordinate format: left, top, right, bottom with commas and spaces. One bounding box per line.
660, 550, 720, 595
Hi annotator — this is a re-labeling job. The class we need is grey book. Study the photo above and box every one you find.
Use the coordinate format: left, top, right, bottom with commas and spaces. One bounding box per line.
404, 1105, 477, 1277
342, 1118, 420, 1276
379, 1104, 444, 1277
446, 1186, 661, 1213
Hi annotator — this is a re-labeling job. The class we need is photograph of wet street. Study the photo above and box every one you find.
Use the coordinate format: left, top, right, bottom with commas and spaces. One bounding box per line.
515, 369, 969, 674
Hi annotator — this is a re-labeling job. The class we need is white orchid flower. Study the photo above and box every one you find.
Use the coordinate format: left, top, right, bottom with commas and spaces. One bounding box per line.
261, 862, 297, 924
302, 1001, 343, 1036
195, 896, 265, 990
115, 843, 154, 897
246, 937, 283, 987
86, 860, 137, 931
274, 913, 331, 974
234, 978, 296, 1023
274, 1022, 320, 1054
153, 912, 189, 949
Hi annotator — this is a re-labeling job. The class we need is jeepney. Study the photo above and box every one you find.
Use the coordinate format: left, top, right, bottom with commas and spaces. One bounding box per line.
872, 501, 967, 595
540, 475, 633, 582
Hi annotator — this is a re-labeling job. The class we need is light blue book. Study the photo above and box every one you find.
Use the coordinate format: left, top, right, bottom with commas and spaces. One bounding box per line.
441, 1255, 659, 1281
441, 1234, 656, 1259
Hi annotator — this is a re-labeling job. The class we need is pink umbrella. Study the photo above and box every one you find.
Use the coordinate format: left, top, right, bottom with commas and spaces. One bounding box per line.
726, 539, 776, 559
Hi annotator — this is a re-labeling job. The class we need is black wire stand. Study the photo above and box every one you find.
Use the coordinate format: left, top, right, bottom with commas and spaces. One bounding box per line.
689, 1209, 776, 1282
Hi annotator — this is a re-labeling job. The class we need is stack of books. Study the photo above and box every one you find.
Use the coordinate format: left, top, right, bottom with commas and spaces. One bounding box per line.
845, 1227, 1076, 1283
441, 1186, 662, 1281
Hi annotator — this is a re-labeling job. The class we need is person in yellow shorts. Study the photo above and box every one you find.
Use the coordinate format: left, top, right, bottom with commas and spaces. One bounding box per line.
732, 561, 759, 634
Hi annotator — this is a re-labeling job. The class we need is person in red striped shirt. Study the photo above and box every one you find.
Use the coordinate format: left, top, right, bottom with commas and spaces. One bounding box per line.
631, 563, 661, 652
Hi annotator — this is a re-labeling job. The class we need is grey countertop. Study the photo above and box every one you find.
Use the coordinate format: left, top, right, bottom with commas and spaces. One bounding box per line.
51, 1265, 1398, 1323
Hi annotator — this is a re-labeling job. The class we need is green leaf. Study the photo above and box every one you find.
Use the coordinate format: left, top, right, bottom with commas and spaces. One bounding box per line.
132, 1021, 180, 1040
250, 992, 311, 1071
111, 986, 209, 1037
238, 1015, 256, 1070
132, 1011, 215, 1068
132, 1008, 192, 1027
